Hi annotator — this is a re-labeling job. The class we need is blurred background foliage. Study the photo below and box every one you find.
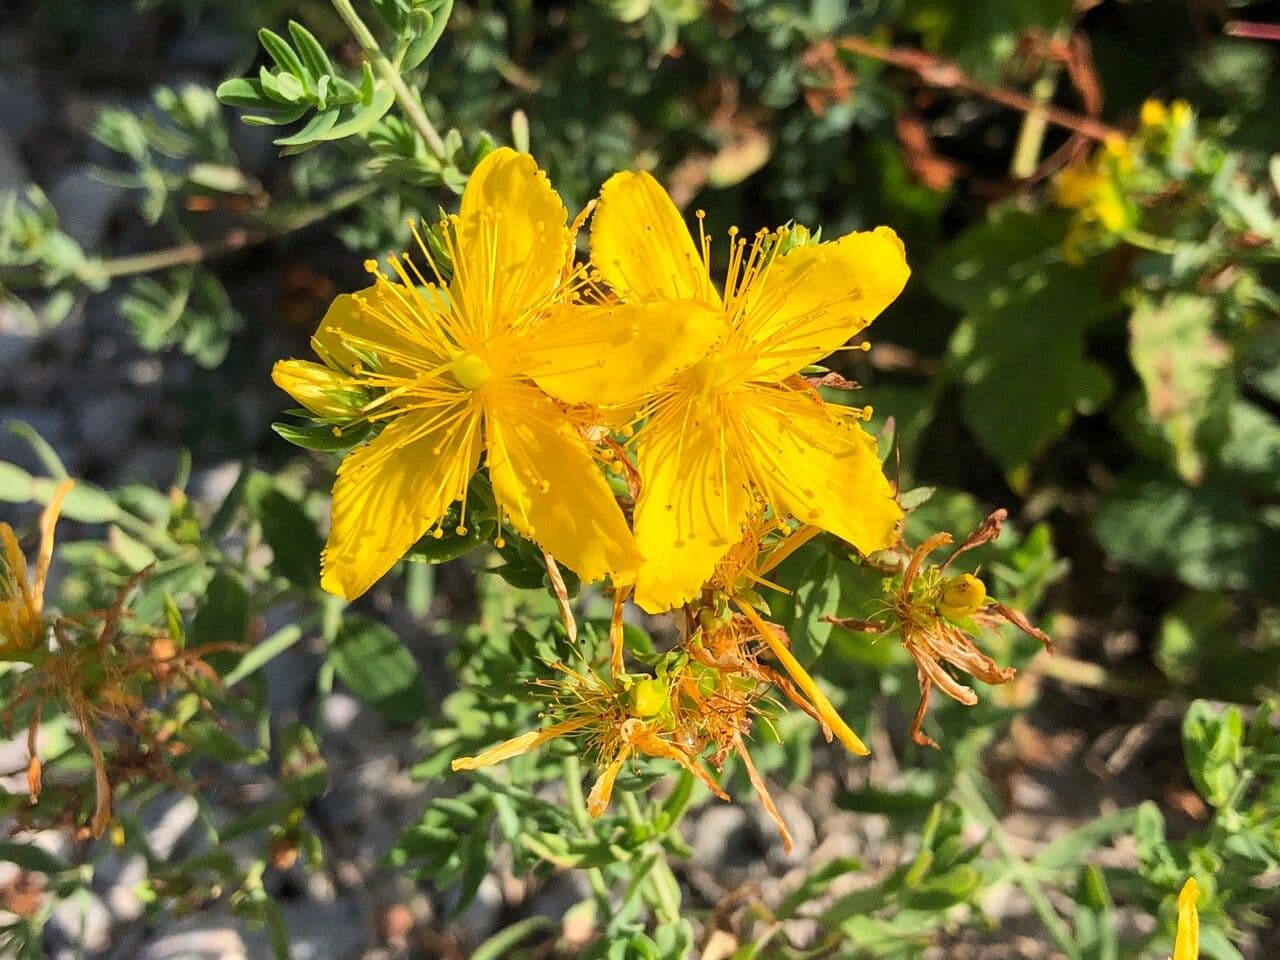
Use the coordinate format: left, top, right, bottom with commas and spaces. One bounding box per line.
0, 0, 1278, 957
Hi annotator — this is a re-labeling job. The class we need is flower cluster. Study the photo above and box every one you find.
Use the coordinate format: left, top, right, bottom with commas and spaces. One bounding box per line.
1, 484, 230, 837
275, 148, 1049, 840
273, 147, 909, 608
1054, 99, 1196, 262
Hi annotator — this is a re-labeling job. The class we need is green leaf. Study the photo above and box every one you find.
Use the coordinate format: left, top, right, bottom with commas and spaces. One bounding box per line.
6, 420, 68, 479
215, 77, 270, 109
1182, 700, 1243, 808
245, 475, 323, 590
55, 482, 121, 524
1128, 294, 1233, 483
0, 840, 71, 875
929, 209, 1116, 478
179, 719, 267, 763
1032, 808, 1140, 870
287, 21, 334, 83
329, 616, 429, 723
190, 571, 251, 650
926, 209, 1112, 328
903, 0, 1071, 80
258, 28, 308, 82
949, 311, 1112, 481
224, 624, 304, 686
470, 916, 553, 960
0, 461, 34, 501
1072, 865, 1118, 960
402, 0, 455, 72
1217, 402, 1280, 495
274, 107, 340, 146
271, 419, 375, 453
1093, 470, 1279, 592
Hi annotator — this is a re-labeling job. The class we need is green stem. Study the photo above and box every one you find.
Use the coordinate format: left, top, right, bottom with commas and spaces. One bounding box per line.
329, 0, 448, 158
1123, 229, 1182, 256
1010, 60, 1059, 179
955, 773, 1079, 960
85, 180, 379, 282
648, 858, 683, 925
562, 755, 612, 907
608, 852, 661, 935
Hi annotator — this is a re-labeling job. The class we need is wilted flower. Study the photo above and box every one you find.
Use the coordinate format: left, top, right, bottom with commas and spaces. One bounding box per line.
827, 509, 1052, 748
684, 514, 871, 757
451, 662, 727, 816
2, 497, 234, 837
1, 479, 73, 656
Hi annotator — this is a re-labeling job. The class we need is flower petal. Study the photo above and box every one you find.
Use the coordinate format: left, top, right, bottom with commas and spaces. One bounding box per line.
591, 170, 719, 305
632, 397, 753, 612
740, 227, 909, 380
1173, 878, 1200, 960
313, 282, 446, 378
736, 389, 902, 556
454, 148, 571, 332
35, 478, 73, 603
527, 300, 725, 406
322, 403, 482, 599
740, 602, 870, 756
485, 383, 641, 583
451, 717, 591, 771
587, 748, 630, 816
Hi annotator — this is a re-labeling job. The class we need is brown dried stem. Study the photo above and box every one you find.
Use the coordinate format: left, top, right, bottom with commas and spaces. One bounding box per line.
838, 35, 1123, 142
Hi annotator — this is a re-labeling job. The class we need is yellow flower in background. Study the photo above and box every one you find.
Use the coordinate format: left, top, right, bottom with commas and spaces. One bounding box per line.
1140, 99, 1169, 130
590, 170, 909, 612
1, 479, 74, 655
274, 148, 718, 600
1172, 877, 1200, 960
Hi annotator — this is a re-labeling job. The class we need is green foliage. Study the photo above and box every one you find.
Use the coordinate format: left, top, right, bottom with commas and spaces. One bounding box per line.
4, 0, 1280, 957
215, 22, 395, 150
120, 267, 245, 368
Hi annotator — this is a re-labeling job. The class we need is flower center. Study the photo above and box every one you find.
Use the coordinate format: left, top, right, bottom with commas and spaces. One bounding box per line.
689, 353, 739, 392
451, 351, 492, 390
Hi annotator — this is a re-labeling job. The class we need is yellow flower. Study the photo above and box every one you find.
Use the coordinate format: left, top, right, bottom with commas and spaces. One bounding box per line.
1141, 99, 1169, 130
276, 149, 717, 599
589, 170, 909, 612
1, 479, 74, 656
1172, 877, 1199, 960
1169, 99, 1193, 129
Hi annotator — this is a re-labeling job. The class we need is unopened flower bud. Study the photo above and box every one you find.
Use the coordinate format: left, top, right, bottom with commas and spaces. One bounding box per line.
272, 360, 363, 420
938, 573, 987, 622
1139, 99, 1168, 129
